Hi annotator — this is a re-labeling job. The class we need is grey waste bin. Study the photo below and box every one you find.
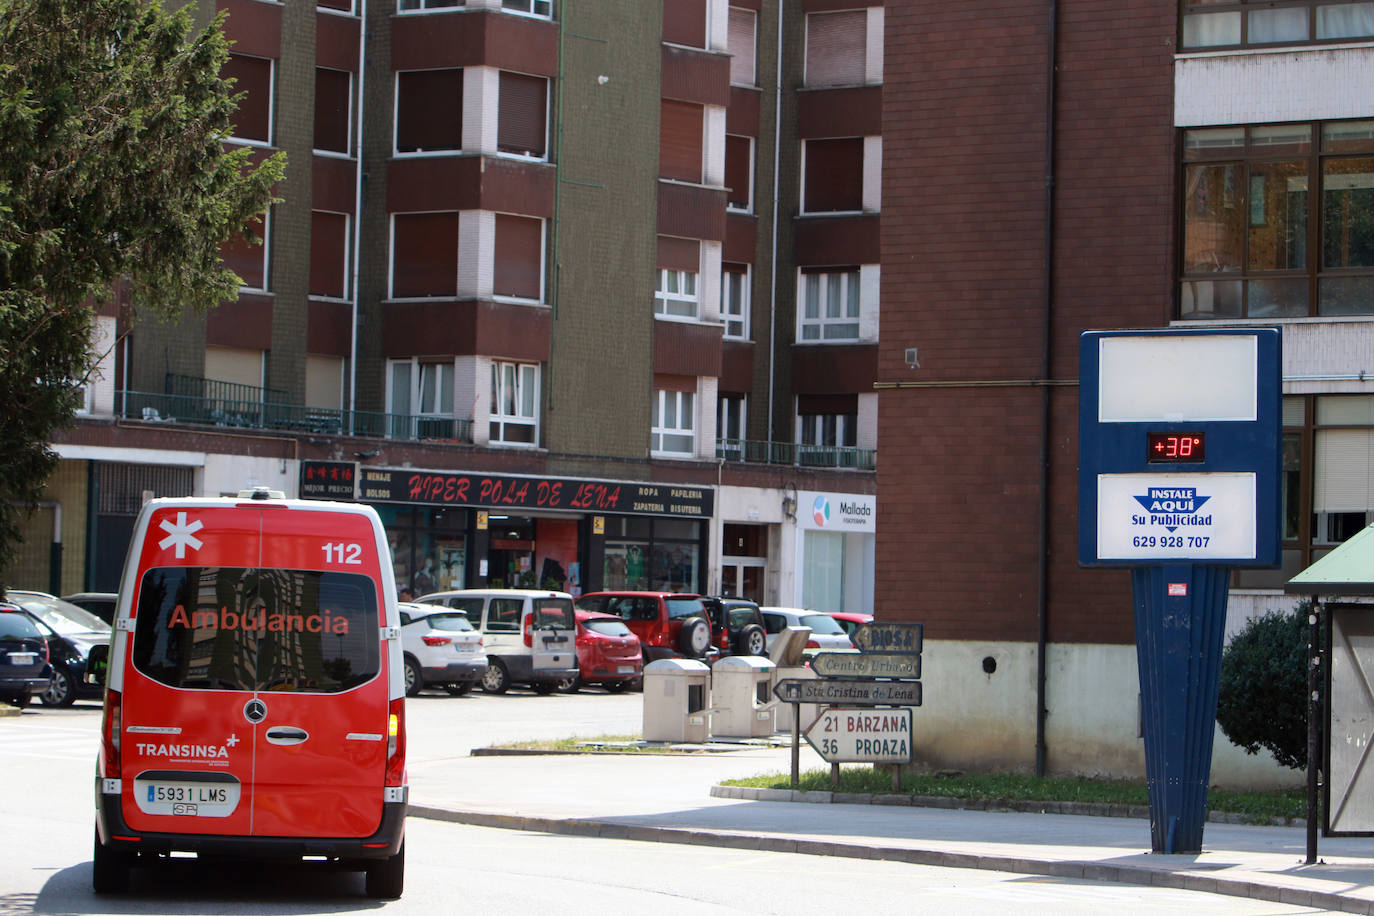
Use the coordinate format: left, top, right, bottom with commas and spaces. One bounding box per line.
642, 658, 711, 742
711, 655, 776, 738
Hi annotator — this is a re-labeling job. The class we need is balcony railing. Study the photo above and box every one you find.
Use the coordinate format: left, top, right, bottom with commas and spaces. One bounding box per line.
716, 438, 876, 470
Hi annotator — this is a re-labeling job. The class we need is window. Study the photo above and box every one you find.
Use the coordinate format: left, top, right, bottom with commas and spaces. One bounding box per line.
494, 215, 544, 300
1180, 120, 1374, 319
395, 69, 462, 154
652, 389, 696, 456
718, 393, 746, 446
502, 0, 552, 17
803, 138, 864, 213
805, 9, 867, 88
221, 211, 269, 291
725, 135, 753, 212
799, 269, 860, 341
399, 0, 462, 11
498, 72, 549, 158
663, 0, 707, 48
490, 361, 539, 445
1182, 0, 1374, 49
729, 7, 757, 86
222, 54, 273, 145
656, 268, 699, 319
306, 355, 344, 411
660, 99, 704, 182
314, 68, 352, 154
310, 211, 349, 299
798, 411, 857, 467
391, 212, 458, 298
390, 360, 455, 437
722, 263, 749, 338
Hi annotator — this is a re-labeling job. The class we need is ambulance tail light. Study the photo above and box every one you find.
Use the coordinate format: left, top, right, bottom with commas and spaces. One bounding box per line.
522, 613, 533, 648
101, 689, 122, 778
385, 698, 406, 787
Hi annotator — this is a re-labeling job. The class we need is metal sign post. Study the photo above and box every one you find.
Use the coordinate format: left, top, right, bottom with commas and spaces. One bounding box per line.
1079, 328, 1281, 854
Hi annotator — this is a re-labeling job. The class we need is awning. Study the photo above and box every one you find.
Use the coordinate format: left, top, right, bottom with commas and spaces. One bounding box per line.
1286, 525, 1374, 596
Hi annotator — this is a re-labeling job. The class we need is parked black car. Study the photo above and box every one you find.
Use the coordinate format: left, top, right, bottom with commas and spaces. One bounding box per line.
0, 603, 52, 708
700, 597, 768, 657
5, 591, 111, 707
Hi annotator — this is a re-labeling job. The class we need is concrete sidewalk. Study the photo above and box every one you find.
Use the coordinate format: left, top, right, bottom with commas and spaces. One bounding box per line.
406, 743, 1374, 914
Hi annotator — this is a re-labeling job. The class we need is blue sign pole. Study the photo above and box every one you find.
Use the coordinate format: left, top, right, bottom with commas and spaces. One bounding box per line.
1131, 563, 1231, 854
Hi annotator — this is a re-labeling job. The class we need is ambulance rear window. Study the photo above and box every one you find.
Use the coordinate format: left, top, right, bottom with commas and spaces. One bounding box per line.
131, 567, 381, 693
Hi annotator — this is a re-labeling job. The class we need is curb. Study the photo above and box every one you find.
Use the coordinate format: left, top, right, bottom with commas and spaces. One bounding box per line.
407, 803, 1367, 914
708, 784, 1306, 828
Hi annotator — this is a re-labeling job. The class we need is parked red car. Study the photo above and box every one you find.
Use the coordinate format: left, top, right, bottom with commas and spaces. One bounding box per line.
566, 609, 643, 692
576, 592, 713, 664
828, 611, 874, 640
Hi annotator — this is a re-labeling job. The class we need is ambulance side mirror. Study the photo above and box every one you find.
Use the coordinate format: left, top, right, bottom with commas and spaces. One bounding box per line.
85, 644, 109, 687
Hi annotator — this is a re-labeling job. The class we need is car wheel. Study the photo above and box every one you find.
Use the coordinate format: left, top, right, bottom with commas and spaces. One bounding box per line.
41, 665, 77, 707
555, 675, 580, 694
678, 617, 711, 658
734, 624, 767, 657
604, 680, 631, 693
403, 656, 423, 698
92, 827, 132, 894
5, 690, 31, 709
480, 659, 509, 694
364, 841, 404, 900
442, 682, 472, 696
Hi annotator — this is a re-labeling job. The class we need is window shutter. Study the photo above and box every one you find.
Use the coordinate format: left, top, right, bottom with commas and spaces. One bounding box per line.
392, 213, 459, 298
725, 135, 752, 209
310, 211, 348, 298
657, 236, 700, 271
805, 10, 866, 88
396, 69, 463, 152
498, 72, 548, 157
1315, 429, 1374, 512
804, 138, 864, 212
494, 214, 544, 300
660, 99, 704, 182
221, 213, 267, 289
663, 0, 707, 48
798, 394, 858, 415
223, 54, 273, 143
729, 8, 757, 85
314, 68, 351, 154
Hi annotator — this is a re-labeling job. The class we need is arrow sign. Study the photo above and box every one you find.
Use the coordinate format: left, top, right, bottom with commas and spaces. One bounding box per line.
773, 677, 922, 707
804, 707, 913, 763
811, 651, 921, 679
853, 622, 924, 655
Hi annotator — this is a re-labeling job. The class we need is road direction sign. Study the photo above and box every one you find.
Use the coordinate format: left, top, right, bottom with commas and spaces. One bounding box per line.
810, 651, 921, 680
804, 707, 913, 763
773, 677, 922, 707
853, 622, 924, 655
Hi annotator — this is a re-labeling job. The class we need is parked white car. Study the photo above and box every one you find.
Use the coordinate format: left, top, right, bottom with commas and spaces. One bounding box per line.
399, 602, 487, 696
759, 607, 855, 654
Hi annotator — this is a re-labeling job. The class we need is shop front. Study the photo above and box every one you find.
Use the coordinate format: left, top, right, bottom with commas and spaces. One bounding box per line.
302, 462, 714, 599
791, 489, 877, 614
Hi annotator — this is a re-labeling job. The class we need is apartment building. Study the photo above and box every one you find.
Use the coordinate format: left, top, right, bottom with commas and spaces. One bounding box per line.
24, 0, 880, 618
879, 0, 1374, 784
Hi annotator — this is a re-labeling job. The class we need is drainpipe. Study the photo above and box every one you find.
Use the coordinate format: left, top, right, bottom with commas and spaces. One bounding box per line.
766, 0, 784, 445
347, 0, 368, 433
1034, 0, 1059, 779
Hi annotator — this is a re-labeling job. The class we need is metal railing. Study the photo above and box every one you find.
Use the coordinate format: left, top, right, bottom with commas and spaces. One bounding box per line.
715, 438, 876, 470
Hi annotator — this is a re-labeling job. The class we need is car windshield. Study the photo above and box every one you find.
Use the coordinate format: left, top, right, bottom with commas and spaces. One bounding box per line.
665, 597, 704, 619
424, 612, 473, 632
9, 593, 110, 635
583, 618, 633, 638
799, 614, 847, 635
0, 611, 41, 639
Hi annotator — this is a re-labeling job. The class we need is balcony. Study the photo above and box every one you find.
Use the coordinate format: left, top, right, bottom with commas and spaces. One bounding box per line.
715, 438, 876, 471
117, 375, 473, 443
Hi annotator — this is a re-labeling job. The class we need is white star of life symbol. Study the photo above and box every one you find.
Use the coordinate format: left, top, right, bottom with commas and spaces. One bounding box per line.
158, 512, 204, 558
226, 734, 239, 747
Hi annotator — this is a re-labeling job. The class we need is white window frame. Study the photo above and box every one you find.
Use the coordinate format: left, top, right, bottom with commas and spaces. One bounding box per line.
312, 68, 354, 159
728, 7, 757, 86
236, 210, 272, 294
397, 0, 465, 13
393, 69, 464, 158
311, 210, 351, 301
798, 270, 860, 342
496, 72, 551, 163
500, 0, 552, 20
718, 393, 747, 442
227, 54, 276, 148
797, 412, 857, 448
655, 268, 699, 320
722, 265, 750, 339
388, 210, 458, 300
388, 358, 455, 438
726, 134, 754, 214
490, 360, 540, 446
318, 1, 357, 17
652, 389, 696, 457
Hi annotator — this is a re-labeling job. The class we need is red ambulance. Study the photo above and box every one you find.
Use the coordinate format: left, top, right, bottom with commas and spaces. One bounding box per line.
91, 489, 407, 897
